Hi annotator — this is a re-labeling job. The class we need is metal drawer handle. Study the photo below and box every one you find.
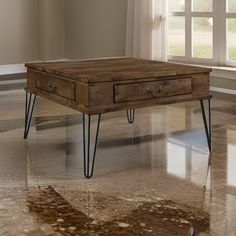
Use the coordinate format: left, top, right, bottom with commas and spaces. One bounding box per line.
47, 82, 57, 92
146, 86, 164, 97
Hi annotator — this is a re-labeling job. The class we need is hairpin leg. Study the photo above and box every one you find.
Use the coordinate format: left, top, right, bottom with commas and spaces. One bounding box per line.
127, 109, 135, 124
83, 114, 101, 179
24, 92, 37, 139
200, 95, 212, 152
203, 154, 212, 191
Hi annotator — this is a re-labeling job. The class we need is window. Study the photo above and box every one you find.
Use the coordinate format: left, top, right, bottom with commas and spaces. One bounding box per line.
167, 0, 236, 66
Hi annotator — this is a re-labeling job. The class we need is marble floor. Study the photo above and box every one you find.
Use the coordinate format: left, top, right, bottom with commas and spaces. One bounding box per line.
0, 89, 236, 235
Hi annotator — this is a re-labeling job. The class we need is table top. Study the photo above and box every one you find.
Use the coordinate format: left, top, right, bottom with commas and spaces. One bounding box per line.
25, 58, 212, 83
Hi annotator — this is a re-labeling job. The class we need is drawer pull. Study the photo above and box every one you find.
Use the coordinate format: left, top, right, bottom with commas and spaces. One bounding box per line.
47, 82, 57, 92
146, 86, 164, 97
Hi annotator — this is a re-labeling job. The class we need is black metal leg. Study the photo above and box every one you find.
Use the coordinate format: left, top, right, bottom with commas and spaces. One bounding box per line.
24, 92, 36, 139
83, 114, 101, 179
200, 96, 212, 152
203, 154, 212, 191
127, 109, 135, 124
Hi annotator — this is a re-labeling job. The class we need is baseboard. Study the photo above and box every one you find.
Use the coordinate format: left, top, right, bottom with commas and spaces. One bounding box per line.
210, 86, 236, 95
0, 73, 26, 81
0, 64, 26, 75
0, 71, 26, 91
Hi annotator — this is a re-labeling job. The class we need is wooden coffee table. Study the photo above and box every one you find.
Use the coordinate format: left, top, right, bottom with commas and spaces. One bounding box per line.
24, 58, 212, 178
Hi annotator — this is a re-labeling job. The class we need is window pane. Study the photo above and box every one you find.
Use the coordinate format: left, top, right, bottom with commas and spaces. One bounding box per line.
227, 19, 236, 61
168, 0, 185, 12
227, 0, 236, 13
192, 17, 213, 59
168, 17, 185, 56
192, 0, 213, 12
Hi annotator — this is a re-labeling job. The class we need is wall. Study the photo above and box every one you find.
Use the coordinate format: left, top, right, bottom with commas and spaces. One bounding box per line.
211, 78, 236, 90
0, 0, 65, 65
0, 0, 38, 65
65, 0, 128, 59
0, 0, 127, 65
211, 70, 236, 91
38, 0, 65, 61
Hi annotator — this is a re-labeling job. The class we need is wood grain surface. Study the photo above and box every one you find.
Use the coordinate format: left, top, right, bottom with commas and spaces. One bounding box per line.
25, 58, 211, 114
25, 58, 211, 83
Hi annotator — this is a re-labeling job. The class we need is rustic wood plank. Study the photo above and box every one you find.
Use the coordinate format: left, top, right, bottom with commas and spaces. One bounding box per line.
25, 58, 211, 83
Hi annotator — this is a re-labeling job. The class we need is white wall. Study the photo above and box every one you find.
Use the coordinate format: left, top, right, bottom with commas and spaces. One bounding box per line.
0, 0, 65, 65
0, 0, 38, 65
38, 0, 65, 61
0, 0, 128, 65
65, 0, 128, 59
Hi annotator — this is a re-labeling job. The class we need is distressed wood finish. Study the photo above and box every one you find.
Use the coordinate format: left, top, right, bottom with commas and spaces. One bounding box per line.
25, 58, 211, 115
35, 72, 76, 101
114, 77, 192, 103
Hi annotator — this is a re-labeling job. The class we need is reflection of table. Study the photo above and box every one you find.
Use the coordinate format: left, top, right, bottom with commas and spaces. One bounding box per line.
24, 58, 212, 178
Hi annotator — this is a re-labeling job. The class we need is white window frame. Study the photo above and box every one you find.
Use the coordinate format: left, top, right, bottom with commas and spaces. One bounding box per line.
225, 0, 236, 67
167, 0, 236, 67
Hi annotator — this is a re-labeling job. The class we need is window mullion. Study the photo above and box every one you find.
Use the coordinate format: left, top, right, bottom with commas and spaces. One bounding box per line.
191, 12, 213, 17
213, 0, 219, 64
169, 12, 185, 17
218, 0, 226, 65
185, 0, 192, 60
226, 13, 236, 18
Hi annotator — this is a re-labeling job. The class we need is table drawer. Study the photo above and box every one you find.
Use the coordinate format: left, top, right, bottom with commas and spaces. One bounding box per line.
36, 74, 76, 101
114, 78, 192, 103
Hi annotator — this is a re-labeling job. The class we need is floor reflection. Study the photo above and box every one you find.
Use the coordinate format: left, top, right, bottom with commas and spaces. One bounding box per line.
166, 134, 211, 189
227, 129, 236, 188
0, 90, 236, 235
167, 141, 187, 179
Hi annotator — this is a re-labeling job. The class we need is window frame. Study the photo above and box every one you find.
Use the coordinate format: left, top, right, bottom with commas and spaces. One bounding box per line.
167, 0, 236, 67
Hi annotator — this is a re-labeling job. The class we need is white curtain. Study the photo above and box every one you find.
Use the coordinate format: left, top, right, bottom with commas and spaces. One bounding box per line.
126, 0, 167, 61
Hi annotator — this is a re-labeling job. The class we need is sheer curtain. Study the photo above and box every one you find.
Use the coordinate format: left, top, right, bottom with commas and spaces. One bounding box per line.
126, 0, 167, 61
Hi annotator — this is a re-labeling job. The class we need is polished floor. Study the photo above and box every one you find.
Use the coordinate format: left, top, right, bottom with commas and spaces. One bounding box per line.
0, 90, 236, 235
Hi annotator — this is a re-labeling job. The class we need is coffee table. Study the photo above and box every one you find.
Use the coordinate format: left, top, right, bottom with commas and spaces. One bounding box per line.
24, 58, 212, 178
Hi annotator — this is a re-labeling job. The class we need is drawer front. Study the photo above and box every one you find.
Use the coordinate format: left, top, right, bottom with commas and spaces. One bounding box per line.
36, 73, 76, 101
114, 78, 192, 103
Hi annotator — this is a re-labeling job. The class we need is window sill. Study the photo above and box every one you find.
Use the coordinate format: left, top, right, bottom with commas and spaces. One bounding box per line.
168, 60, 236, 94
168, 60, 236, 81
